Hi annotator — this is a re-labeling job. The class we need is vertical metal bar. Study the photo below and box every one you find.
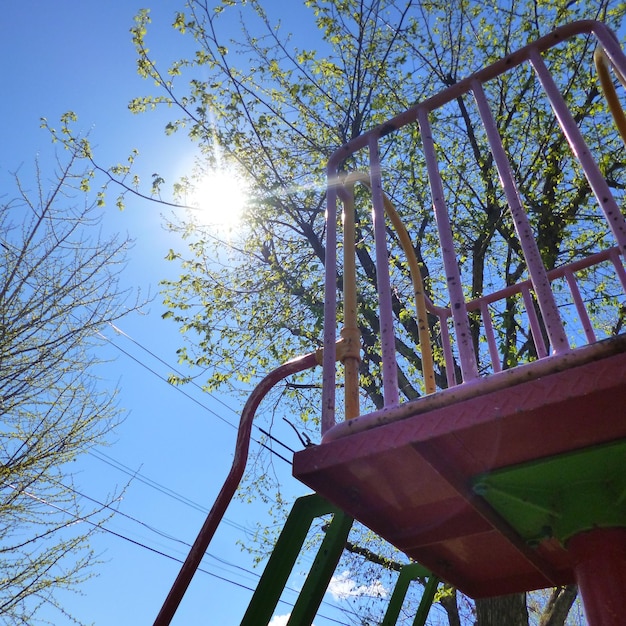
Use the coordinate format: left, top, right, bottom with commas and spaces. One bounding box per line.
412, 574, 439, 626
521, 285, 548, 358
381, 567, 415, 625
529, 48, 626, 254
437, 310, 458, 387
240, 494, 345, 626
369, 136, 400, 407
322, 173, 339, 434
418, 107, 479, 382
381, 563, 433, 626
438, 313, 458, 387
564, 268, 596, 344
480, 300, 502, 373
287, 510, 353, 626
471, 78, 570, 355
341, 183, 361, 419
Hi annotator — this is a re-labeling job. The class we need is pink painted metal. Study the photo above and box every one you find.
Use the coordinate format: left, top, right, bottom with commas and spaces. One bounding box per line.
321, 179, 338, 434
294, 346, 626, 597
564, 268, 596, 343
298, 19, 626, 609
520, 284, 549, 359
321, 20, 626, 431
471, 78, 569, 355
417, 107, 479, 382
480, 299, 501, 373
368, 135, 400, 408
319, 333, 626, 443
529, 48, 626, 252
153, 351, 319, 626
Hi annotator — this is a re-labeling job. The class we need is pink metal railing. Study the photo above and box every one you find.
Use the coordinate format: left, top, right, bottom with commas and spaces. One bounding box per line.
321, 21, 626, 435
430, 246, 626, 378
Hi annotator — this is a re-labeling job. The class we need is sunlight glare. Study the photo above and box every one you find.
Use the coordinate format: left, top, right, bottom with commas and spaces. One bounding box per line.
189, 166, 249, 230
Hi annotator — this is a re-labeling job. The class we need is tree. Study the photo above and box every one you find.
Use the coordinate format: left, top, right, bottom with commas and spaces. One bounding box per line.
58, 0, 625, 624
0, 154, 136, 625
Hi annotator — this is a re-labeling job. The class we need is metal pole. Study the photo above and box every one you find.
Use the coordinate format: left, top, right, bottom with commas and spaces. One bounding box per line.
567, 527, 626, 626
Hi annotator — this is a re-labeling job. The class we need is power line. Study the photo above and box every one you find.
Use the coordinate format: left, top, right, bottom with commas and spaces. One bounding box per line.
87, 446, 308, 539
92, 514, 353, 625
55, 475, 261, 582
98, 330, 238, 431
59, 477, 326, 603
112, 316, 315, 457
86, 446, 319, 564
98, 326, 296, 464
109, 321, 241, 417
3, 479, 260, 592
4, 481, 352, 626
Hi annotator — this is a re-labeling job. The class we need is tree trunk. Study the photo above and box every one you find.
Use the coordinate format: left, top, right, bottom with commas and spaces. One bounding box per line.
538, 586, 578, 626
439, 586, 461, 626
475, 594, 528, 626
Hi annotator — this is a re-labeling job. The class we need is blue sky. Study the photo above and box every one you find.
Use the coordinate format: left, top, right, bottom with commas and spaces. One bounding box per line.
0, 2, 359, 625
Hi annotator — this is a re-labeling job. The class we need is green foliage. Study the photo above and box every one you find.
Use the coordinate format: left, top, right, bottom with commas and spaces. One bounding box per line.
136, 0, 626, 404
0, 155, 137, 624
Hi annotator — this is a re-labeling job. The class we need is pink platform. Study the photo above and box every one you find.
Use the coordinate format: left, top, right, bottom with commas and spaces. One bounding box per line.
294, 344, 626, 597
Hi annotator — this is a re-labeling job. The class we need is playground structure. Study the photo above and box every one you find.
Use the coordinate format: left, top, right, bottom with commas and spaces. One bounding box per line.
155, 20, 626, 626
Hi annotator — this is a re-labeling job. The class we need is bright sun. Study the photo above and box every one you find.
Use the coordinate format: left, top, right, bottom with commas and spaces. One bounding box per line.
189, 166, 249, 230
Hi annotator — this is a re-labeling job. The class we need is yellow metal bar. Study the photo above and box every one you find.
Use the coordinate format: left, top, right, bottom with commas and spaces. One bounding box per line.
595, 46, 626, 145
381, 189, 436, 394
343, 172, 436, 395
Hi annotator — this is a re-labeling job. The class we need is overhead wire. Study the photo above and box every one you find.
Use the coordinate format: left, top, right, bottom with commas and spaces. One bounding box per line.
111, 315, 318, 456
87, 445, 321, 569
2, 217, 354, 623
98, 330, 236, 430
53, 475, 261, 581
85, 325, 323, 568
87, 448, 253, 535
59, 475, 354, 619
108, 321, 240, 416
4, 480, 353, 625
98, 325, 296, 464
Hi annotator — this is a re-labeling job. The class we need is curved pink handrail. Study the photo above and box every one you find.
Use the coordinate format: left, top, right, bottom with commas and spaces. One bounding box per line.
153, 350, 320, 626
